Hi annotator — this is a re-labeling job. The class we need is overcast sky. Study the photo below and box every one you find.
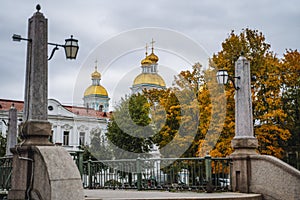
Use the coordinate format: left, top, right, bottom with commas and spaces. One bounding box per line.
0, 0, 299, 110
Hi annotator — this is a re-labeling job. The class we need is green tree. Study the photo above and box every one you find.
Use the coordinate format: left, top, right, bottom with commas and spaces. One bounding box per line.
144, 88, 182, 158
88, 128, 114, 161
106, 93, 153, 159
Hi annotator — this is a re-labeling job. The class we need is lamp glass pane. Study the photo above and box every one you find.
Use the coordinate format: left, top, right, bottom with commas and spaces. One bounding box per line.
64, 37, 79, 59
216, 70, 229, 85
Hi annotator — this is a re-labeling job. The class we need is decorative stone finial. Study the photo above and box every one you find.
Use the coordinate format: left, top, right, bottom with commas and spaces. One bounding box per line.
36, 4, 41, 12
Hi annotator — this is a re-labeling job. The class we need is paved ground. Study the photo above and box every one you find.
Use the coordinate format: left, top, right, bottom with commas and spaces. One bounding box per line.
84, 189, 262, 200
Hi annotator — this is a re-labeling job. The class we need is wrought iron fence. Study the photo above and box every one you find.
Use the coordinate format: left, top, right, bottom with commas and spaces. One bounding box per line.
0, 153, 232, 193
70, 151, 84, 177
0, 157, 12, 191
82, 156, 232, 192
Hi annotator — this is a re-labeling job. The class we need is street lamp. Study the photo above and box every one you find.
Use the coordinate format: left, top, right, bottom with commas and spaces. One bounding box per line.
216, 52, 258, 152
216, 69, 240, 90
64, 35, 79, 59
8, 5, 84, 199
12, 34, 79, 60
48, 35, 79, 60
218, 53, 259, 194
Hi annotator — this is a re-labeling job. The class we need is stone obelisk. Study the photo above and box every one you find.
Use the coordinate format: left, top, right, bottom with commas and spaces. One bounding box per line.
8, 5, 84, 200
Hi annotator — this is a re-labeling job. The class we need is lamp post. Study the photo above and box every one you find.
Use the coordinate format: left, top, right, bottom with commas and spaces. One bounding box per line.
48, 35, 79, 60
8, 5, 83, 200
216, 53, 258, 193
216, 53, 258, 153
11, 7, 79, 146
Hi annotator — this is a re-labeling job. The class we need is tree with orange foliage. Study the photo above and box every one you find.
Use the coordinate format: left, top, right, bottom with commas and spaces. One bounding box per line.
281, 50, 300, 164
211, 28, 290, 158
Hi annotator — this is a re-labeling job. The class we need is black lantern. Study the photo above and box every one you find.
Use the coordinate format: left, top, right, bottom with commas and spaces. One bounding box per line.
216, 69, 240, 90
216, 70, 229, 85
64, 35, 79, 59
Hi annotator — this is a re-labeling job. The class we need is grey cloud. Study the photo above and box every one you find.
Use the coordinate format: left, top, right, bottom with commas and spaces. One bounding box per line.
0, 0, 299, 106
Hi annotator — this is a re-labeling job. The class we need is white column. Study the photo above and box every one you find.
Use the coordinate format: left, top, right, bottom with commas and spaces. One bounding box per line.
56, 124, 62, 144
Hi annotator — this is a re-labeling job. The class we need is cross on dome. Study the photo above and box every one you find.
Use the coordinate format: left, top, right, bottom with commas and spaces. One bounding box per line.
148, 38, 158, 63
95, 59, 98, 70
145, 43, 149, 56
91, 60, 101, 79
150, 38, 155, 53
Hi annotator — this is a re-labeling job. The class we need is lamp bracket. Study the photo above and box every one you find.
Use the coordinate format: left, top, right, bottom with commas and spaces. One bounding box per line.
48, 45, 60, 60
229, 76, 240, 90
47, 42, 66, 60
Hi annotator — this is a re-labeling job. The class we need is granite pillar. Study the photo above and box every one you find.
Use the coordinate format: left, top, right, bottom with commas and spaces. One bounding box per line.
232, 55, 258, 153
21, 5, 52, 146
230, 55, 258, 193
8, 5, 84, 200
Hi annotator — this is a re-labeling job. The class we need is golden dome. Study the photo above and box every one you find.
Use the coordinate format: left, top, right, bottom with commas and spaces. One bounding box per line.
141, 56, 152, 65
148, 52, 159, 63
148, 39, 159, 63
91, 69, 101, 79
84, 85, 108, 97
133, 73, 166, 87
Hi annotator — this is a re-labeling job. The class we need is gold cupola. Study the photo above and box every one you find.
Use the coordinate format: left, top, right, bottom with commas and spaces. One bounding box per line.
132, 39, 166, 94
141, 43, 152, 65
91, 67, 101, 79
133, 73, 166, 87
148, 39, 159, 63
84, 64, 108, 97
141, 56, 152, 65
83, 61, 110, 112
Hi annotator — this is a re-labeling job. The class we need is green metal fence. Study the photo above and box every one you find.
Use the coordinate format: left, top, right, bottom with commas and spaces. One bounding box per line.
82, 156, 232, 192
0, 154, 232, 193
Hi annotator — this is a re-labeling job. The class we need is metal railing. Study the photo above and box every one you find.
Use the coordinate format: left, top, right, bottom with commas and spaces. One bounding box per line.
0, 153, 232, 193
70, 151, 84, 177
0, 157, 12, 192
82, 156, 232, 192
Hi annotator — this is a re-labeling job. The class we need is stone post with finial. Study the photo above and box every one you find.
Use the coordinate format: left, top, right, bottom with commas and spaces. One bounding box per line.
8, 5, 84, 200
22, 4, 52, 146
230, 52, 258, 193
231, 52, 258, 153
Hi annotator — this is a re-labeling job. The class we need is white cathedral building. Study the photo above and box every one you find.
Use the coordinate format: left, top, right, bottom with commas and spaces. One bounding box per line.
0, 65, 110, 153
0, 40, 165, 155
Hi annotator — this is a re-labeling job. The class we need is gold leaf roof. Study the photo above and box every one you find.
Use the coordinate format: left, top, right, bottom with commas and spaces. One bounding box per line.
133, 73, 166, 87
84, 85, 108, 97
91, 69, 101, 79
147, 52, 159, 63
